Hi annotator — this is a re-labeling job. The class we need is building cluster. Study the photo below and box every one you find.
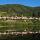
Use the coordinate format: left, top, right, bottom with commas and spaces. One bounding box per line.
0, 16, 40, 20
0, 31, 39, 35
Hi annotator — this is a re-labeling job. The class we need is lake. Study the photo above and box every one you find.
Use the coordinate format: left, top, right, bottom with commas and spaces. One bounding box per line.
0, 33, 40, 40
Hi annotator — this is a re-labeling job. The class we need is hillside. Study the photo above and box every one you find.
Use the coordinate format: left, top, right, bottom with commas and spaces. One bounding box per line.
0, 4, 40, 17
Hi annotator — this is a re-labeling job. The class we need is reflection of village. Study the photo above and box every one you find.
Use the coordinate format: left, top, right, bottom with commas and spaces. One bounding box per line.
0, 16, 40, 36
0, 16, 40, 20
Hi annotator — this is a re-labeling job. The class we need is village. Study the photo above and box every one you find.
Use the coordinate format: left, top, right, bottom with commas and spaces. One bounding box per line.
0, 16, 40, 20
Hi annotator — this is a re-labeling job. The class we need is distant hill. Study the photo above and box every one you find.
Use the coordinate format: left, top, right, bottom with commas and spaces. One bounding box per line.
0, 4, 40, 17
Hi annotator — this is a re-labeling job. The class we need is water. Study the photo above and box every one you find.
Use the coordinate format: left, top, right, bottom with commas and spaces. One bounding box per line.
0, 33, 40, 40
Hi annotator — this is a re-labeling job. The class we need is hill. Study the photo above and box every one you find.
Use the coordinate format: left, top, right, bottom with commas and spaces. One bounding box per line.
0, 4, 40, 17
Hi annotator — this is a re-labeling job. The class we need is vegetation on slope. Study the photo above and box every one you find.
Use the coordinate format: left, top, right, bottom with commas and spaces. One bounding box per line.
0, 4, 40, 17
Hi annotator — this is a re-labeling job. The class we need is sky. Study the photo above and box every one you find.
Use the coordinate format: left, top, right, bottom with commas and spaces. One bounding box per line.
0, 0, 40, 7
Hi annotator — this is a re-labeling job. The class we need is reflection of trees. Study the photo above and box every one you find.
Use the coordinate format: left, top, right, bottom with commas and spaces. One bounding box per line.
38, 12, 40, 17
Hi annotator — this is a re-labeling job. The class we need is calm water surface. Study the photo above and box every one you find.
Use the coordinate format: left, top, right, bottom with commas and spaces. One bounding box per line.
0, 33, 40, 40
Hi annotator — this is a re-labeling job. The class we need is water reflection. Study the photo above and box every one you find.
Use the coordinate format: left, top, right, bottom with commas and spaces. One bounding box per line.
0, 33, 40, 40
